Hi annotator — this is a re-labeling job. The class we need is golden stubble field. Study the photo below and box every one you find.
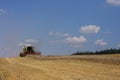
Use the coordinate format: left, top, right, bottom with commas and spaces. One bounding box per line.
0, 54, 120, 80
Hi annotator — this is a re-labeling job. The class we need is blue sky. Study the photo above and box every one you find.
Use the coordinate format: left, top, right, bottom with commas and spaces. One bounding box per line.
0, 0, 120, 57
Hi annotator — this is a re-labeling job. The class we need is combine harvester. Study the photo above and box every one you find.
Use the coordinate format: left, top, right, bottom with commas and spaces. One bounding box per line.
19, 44, 41, 57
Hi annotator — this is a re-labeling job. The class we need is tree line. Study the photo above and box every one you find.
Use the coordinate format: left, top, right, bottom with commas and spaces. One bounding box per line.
72, 48, 120, 55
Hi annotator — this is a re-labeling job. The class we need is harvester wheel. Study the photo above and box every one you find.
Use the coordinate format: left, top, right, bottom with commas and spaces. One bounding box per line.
19, 53, 26, 57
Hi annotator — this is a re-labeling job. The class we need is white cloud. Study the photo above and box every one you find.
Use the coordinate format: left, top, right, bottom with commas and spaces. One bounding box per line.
65, 36, 87, 43
80, 25, 100, 34
95, 39, 107, 46
63, 33, 71, 37
18, 42, 25, 46
117, 44, 120, 47
49, 32, 54, 36
106, 0, 120, 5
49, 32, 71, 37
24, 39, 38, 43
0, 8, 6, 15
18, 39, 39, 47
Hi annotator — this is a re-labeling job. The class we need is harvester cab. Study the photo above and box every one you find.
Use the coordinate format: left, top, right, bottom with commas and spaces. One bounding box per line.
23, 45, 34, 53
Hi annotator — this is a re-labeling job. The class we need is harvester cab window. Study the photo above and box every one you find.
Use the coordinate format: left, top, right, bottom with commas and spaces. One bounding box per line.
27, 46, 34, 52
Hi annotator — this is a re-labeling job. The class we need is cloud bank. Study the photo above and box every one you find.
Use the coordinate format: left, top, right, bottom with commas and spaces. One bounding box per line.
49, 25, 109, 48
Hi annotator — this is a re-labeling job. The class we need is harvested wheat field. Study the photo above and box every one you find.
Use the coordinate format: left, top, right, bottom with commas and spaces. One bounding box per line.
0, 54, 120, 80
